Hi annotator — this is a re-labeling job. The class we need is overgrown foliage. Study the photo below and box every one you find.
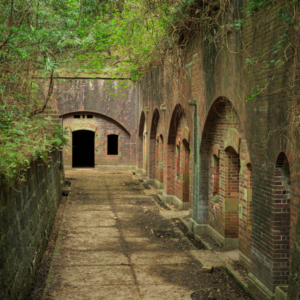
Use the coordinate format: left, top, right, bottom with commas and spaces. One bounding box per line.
0, 0, 92, 182
0, 0, 298, 182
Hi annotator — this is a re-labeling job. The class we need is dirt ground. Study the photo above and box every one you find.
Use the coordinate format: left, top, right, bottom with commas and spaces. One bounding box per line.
31, 169, 251, 300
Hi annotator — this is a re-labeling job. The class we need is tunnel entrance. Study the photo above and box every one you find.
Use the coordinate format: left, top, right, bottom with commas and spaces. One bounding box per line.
72, 130, 95, 167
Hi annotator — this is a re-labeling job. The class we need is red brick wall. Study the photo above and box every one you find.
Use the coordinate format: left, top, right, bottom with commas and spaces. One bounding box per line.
271, 153, 291, 286
165, 106, 192, 204
63, 113, 131, 167
136, 3, 300, 293
51, 79, 138, 167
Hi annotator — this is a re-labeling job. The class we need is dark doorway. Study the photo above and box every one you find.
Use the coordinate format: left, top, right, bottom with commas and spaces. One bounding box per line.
72, 130, 95, 167
107, 135, 118, 155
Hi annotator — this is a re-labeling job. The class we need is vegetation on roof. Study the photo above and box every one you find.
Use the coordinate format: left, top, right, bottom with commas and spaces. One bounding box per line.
0, 0, 298, 182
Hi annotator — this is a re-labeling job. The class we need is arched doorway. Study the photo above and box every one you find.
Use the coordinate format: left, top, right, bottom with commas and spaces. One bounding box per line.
138, 111, 146, 170
72, 130, 95, 167
166, 104, 190, 209
272, 152, 291, 285
198, 97, 247, 250
149, 109, 160, 182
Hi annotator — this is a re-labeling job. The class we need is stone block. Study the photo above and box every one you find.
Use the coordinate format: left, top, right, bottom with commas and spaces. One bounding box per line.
202, 262, 213, 273
223, 198, 239, 212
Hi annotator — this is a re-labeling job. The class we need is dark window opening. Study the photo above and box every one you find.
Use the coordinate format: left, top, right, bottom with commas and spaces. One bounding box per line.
107, 135, 118, 155
82, 115, 85, 118
72, 130, 95, 167
87, 115, 93, 118
74, 115, 80, 118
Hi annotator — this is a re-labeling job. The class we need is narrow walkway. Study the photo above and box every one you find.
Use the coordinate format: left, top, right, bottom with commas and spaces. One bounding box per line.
44, 169, 250, 300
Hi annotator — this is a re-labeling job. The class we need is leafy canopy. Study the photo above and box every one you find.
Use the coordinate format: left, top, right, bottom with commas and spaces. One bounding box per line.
0, 0, 297, 182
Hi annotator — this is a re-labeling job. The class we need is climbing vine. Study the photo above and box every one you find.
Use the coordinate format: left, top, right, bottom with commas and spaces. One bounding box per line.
0, 0, 114, 182
0, 0, 299, 182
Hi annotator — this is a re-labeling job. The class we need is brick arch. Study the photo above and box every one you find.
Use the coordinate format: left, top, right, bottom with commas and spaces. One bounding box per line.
62, 111, 131, 136
138, 111, 146, 137
197, 97, 253, 254
198, 97, 243, 219
69, 124, 98, 132
166, 104, 190, 208
271, 152, 292, 286
224, 129, 241, 154
268, 136, 298, 253
104, 129, 123, 136
156, 134, 164, 187
149, 109, 160, 180
167, 104, 186, 144
275, 137, 300, 298
249, 133, 300, 292
137, 111, 146, 169
150, 109, 160, 139
182, 139, 191, 206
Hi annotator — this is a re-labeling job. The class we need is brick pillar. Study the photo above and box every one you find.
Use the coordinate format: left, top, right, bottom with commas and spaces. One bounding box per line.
197, 150, 210, 224
166, 143, 175, 195
137, 136, 143, 169
239, 163, 253, 267
182, 140, 190, 203
174, 143, 181, 200
143, 133, 147, 172
149, 137, 156, 179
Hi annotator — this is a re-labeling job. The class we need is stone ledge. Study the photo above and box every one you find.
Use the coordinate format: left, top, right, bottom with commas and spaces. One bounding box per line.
146, 178, 155, 185
275, 286, 288, 300
239, 250, 251, 272
189, 219, 239, 249
248, 273, 274, 300
161, 193, 189, 210
154, 179, 163, 189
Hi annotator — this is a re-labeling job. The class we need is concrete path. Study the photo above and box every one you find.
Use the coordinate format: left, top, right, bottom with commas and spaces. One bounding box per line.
44, 169, 249, 300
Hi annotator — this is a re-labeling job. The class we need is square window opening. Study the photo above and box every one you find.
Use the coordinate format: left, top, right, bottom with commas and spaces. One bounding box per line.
107, 135, 119, 155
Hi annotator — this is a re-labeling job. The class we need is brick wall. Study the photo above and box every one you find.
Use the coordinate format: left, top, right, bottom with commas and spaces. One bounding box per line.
50, 79, 138, 168
136, 2, 300, 298
239, 161, 253, 267
62, 113, 131, 168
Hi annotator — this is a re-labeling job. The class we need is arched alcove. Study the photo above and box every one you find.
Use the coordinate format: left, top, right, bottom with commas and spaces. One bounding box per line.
138, 111, 146, 170
149, 109, 160, 180
166, 104, 189, 209
198, 97, 248, 251
272, 152, 291, 285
